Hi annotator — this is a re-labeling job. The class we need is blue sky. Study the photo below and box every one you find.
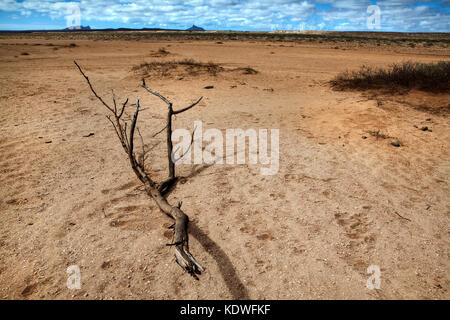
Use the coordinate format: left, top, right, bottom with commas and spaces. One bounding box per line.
0, 0, 449, 32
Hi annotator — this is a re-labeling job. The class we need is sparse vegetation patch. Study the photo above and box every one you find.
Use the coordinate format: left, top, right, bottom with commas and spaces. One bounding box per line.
331, 61, 450, 93
149, 47, 171, 57
133, 59, 258, 78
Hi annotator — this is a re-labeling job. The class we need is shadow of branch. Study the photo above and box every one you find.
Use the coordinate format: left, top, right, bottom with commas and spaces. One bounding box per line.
161, 164, 213, 196
189, 222, 250, 300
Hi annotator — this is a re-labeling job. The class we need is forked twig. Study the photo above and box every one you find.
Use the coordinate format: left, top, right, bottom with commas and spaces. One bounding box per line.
75, 61, 205, 278
141, 78, 202, 179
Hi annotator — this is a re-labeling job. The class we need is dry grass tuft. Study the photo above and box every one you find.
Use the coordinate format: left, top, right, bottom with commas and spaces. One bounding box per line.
149, 47, 171, 57
134, 59, 223, 77
331, 61, 450, 93
233, 67, 259, 75
133, 59, 258, 78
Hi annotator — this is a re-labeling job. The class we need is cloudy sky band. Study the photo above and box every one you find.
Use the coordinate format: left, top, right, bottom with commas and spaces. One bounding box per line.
0, 0, 448, 32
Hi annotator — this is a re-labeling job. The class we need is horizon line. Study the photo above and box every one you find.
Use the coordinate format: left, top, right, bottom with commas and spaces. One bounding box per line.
0, 28, 449, 34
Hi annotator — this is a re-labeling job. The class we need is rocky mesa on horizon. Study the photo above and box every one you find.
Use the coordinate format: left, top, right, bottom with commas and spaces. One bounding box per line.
185, 25, 205, 31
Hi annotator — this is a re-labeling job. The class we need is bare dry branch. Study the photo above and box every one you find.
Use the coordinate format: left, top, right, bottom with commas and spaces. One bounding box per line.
173, 96, 203, 114
152, 124, 168, 138
74, 60, 114, 113
172, 125, 197, 164
141, 78, 172, 107
76, 61, 204, 279
112, 89, 117, 114
137, 127, 146, 168
140, 78, 201, 179
393, 211, 412, 222
118, 98, 128, 119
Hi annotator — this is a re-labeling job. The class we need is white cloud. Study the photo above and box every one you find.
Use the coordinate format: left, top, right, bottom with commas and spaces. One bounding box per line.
317, 0, 449, 31
0, 0, 448, 31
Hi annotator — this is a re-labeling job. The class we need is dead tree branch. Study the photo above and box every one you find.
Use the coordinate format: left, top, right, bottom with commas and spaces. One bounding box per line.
173, 97, 203, 115
142, 78, 202, 180
75, 61, 204, 278
172, 124, 197, 164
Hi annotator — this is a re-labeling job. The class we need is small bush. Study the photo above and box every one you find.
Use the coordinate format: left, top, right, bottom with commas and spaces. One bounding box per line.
330, 61, 450, 92
134, 59, 224, 77
233, 67, 259, 75
157, 47, 169, 55
148, 47, 171, 57
134, 59, 258, 78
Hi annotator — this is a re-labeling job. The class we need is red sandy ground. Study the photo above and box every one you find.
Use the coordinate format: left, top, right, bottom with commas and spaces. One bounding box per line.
0, 37, 448, 299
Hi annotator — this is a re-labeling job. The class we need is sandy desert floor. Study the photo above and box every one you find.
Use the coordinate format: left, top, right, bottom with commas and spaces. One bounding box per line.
0, 35, 449, 299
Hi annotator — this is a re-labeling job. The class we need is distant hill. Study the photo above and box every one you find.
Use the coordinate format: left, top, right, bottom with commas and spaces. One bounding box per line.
0, 25, 206, 33
65, 25, 91, 31
186, 25, 205, 31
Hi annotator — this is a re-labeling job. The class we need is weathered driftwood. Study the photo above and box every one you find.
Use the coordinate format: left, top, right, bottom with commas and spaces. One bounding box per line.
74, 61, 204, 278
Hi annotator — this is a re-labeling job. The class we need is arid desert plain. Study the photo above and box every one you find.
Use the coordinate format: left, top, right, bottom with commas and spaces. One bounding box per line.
0, 31, 449, 299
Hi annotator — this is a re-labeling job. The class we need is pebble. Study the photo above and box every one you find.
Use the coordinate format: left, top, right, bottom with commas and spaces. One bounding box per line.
391, 142, 401, 147
204, 85, 214, 89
